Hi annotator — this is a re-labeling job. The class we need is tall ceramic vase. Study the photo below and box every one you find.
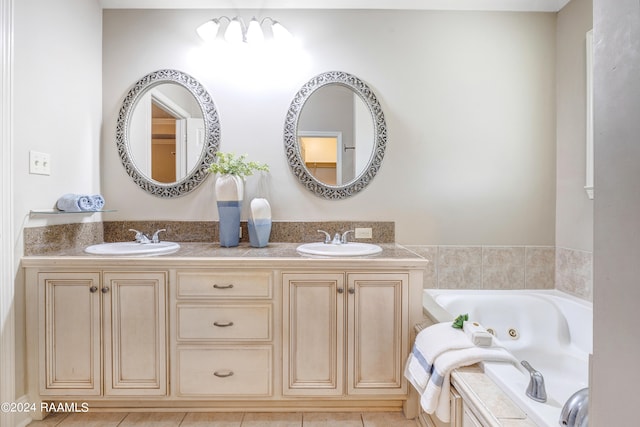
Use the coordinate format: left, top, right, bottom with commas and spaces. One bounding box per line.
215, 174, 244, 247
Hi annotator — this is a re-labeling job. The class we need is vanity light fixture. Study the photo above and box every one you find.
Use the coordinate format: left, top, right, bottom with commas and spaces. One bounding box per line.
196, 16, 292, 45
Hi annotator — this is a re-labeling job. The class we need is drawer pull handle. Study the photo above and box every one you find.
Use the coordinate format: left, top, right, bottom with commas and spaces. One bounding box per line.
213, 284, 234, 289
213, 321, 234, 327
213, 370, 234, 378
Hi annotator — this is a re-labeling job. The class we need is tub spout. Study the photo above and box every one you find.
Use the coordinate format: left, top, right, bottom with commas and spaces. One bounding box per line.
521, 360, 547, 403
559, 388, 588, 427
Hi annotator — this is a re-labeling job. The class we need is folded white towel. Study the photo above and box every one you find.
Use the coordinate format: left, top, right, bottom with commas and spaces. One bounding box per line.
56, 194, 95, 212
420, 346, 518, 422
404, 322, 473, 392
463, 321, 493, 347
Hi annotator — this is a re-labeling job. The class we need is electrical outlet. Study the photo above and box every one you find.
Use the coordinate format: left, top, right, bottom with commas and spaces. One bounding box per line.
29, 151, 51, 175
355, 227, 373, 239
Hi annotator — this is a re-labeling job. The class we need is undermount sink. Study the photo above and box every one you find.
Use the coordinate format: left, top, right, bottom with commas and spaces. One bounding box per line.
84, 241, 180, 256
296, 242, 383, 257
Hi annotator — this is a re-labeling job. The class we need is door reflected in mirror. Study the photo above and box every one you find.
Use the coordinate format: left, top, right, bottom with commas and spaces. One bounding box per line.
129, 83, 205, 183
296, 84, 374, 186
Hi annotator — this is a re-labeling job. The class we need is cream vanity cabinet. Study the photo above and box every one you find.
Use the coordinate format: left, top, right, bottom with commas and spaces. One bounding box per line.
28, 270, 167, 397
173, 269, 274, 398
283, 272, 409, 397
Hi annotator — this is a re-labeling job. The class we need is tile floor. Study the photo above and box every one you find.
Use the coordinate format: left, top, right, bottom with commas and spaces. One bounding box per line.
27, 411, 420, 427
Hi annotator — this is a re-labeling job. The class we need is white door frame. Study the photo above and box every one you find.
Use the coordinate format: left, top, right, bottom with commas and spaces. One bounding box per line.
0, 1, 16, 427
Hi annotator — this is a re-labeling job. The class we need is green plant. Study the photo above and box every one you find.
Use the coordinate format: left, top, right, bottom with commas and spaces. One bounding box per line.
207, 152, 269, 178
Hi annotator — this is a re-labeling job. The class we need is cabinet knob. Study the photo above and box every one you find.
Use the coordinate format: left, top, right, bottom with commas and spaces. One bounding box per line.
89, 286, 98, 293
101, 287, 110, 293
337, 287, 344, 294
213, 284, 234, 289
213, 321, 234, 327
348, 288, 355, 294
213, 370, 234, 378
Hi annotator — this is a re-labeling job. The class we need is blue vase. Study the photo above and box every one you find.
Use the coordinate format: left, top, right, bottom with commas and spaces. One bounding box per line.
217, 200, 241, 247
248, 218, 272, 248
215, 174, 244, 247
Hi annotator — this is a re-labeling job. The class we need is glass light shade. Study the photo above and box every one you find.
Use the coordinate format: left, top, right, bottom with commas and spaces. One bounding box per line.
224, 18, 244, 43
196, 20, 220, 42
271, 21, 293, 43
246, 18, 264, 44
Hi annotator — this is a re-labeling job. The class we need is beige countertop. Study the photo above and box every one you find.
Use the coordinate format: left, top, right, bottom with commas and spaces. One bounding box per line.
21, 242, 429, 268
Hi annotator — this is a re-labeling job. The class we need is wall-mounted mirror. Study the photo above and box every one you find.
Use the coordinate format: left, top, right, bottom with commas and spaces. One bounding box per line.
284, 71, 387, 199
116, 69, 220, 197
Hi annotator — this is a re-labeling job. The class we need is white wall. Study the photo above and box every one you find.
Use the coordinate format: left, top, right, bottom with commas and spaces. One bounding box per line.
103, 9, 557, 245
592, 0, 640, 423
12, 0, 102, 400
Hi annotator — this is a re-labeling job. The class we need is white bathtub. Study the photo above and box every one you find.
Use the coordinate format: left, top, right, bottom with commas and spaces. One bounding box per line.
423, 289, 592, 427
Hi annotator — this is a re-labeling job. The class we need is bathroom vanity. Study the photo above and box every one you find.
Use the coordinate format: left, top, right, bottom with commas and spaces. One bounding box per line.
22, 243, 426, 419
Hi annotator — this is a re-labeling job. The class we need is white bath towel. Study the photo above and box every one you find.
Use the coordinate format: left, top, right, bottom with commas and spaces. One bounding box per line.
404, 322, 474, 392
420, 346, 518, 423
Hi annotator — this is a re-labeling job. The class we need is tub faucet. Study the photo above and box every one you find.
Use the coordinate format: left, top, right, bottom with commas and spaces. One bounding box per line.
559, 388, 588, 427
521, 360, 547, 403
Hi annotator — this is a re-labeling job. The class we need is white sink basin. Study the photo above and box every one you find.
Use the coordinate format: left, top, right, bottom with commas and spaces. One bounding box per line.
296, 242, 383, 257
85, 241, 180, 256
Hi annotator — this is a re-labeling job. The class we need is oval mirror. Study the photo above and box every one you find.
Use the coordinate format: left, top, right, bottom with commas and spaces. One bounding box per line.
116, 69, 220, 197
284, 71, 387, 199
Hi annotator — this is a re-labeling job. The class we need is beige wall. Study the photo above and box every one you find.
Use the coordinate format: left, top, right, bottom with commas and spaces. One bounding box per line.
102, 9, 557, 245
12, 0, 102, 399
592, 0, 640, 423
556, 0, 593, 252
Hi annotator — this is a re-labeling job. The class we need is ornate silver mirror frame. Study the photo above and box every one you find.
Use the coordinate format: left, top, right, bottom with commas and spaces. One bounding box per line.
284, 71, 387, 199
116, 69, 220, 198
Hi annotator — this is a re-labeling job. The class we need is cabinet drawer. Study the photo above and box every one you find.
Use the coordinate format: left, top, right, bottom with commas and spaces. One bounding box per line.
177, 271, 272, 299
177, 304, 272, 341
177, 346, 272, 396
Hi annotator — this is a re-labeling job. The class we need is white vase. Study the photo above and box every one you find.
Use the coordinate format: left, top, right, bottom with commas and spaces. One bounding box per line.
215, 174, 244, 247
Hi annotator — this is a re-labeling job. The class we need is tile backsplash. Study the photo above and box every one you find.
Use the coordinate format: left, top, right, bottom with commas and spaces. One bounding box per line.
405, 245, 555, 291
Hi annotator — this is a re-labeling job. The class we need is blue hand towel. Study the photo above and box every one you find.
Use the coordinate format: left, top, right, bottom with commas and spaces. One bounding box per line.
56, 194, 95, 212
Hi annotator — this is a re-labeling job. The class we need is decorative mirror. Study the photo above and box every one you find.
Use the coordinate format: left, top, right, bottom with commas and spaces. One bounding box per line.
116, 69, 220, 197
284, 71, 387, 199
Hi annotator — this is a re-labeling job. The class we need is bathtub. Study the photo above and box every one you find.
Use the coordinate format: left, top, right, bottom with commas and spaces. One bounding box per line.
423, 289, 592, 427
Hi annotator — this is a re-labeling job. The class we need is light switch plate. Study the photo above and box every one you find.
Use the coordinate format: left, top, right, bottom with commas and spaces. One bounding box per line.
355, 227, 373, 239
29, 151, 51, 175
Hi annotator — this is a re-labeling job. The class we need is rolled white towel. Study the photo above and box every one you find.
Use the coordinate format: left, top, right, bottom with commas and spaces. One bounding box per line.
56, 194, 95, 212
91, 194, 105, 210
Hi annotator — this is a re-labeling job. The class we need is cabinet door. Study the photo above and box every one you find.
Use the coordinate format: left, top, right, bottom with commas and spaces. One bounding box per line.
283, 273, 344, 396
346, 273, 408, 395
39, 272, 101, 395
103, 272, 167, 396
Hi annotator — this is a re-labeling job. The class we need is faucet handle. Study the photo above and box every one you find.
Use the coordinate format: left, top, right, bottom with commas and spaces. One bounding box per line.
317, 230, 331, 244
151, 229, 166, 243
341, 230, 355, 244
521, 360, 547, 403
128, 229, 151, 244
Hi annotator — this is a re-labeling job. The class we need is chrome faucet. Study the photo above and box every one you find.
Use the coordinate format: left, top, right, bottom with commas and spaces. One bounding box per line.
151, 229, 166, 243
521, 360, 547, 403
341, 230, 354, 243
559, 388, 588, 427
317, 230, 331, 244
129, 229, 151, 244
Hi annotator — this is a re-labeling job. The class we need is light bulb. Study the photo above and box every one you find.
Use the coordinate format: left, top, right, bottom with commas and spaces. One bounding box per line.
224, 17, 244, 43
271, 21, 293, 43
196, 19, 220, 42
246, 17, 264, 45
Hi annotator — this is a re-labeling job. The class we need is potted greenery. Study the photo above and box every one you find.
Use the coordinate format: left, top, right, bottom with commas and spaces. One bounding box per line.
208, 152, 269, 247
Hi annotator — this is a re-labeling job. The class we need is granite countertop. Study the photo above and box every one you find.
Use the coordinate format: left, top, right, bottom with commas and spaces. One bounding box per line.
22, 242, 429, 266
